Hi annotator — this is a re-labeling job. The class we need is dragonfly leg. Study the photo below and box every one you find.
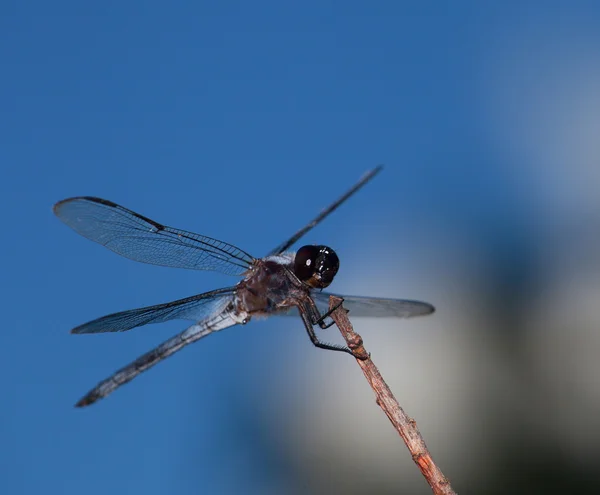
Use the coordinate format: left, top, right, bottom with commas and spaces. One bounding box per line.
297, 302, 354, 356
309, 295, 344, 329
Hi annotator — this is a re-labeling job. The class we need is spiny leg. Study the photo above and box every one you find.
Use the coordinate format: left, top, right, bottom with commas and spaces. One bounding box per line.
297, 302, 354, 356
311, 296, 345, 329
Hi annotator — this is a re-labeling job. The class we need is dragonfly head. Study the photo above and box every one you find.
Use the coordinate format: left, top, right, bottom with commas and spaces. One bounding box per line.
294, 245, 339, 289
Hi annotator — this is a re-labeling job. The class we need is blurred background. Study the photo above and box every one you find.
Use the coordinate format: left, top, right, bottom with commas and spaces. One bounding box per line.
2, 1, 600, 494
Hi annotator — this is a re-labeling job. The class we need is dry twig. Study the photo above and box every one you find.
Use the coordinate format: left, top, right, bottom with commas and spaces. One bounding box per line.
328, 295, 457, 495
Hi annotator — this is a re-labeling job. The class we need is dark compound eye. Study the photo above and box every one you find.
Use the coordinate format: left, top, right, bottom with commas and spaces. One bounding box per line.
316, 246, 339, 286
294, 245, 339, 288
294, 245, 319, 282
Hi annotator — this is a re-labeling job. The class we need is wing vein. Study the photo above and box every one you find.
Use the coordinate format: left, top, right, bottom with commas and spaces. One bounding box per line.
54, 197, 255, 275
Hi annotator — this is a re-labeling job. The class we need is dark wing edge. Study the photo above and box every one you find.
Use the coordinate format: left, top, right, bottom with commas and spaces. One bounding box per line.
309, 292, 435, 318
53, 197, 255, 276
71, 287, 238, 334
75, 303, 243, 407
268, 166, 383, 255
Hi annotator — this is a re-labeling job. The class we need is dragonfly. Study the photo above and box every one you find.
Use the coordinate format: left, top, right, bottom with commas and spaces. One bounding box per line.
54, 166, 434, 407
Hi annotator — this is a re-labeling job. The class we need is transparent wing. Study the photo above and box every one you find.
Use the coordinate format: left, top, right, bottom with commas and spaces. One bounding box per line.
54, 197, 255, 276
76, 306, 242, 407
71, 287, 238, 334
283, 292, 435, 318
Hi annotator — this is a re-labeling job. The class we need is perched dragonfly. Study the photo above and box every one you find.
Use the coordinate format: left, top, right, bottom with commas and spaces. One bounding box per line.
54, 166, 434, 407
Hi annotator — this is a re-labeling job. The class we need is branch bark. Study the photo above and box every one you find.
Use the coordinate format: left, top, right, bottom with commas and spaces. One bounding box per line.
328, 295, 457, 495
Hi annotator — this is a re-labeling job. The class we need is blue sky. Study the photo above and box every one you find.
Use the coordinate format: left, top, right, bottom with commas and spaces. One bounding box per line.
3, 2, 600, 494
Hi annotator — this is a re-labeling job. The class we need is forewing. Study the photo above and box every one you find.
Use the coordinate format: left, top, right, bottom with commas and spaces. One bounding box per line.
268, 166, 382, 255
71, 287, 237, 334
310, 292, 435, 318
54, 197, 255, 276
